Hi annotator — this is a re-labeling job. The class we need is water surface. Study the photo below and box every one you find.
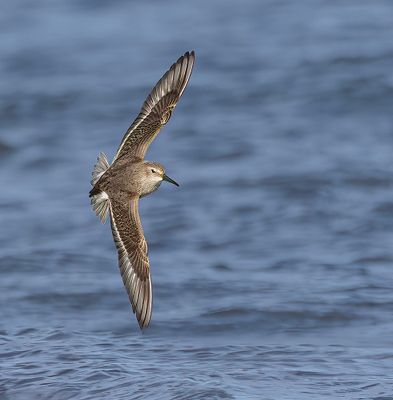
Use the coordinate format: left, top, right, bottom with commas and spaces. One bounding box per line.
1, 0, 393, 398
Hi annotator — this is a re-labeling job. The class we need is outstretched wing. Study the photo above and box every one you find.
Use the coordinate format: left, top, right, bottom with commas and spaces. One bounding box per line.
113, 51, 195, 162
109, 197, 152, 329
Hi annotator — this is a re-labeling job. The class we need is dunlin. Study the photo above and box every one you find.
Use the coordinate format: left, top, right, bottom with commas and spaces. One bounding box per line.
89, 51, 195, 329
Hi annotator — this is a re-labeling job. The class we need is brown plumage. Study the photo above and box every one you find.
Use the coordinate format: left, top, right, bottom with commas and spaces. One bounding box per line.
89, 51, 195, 329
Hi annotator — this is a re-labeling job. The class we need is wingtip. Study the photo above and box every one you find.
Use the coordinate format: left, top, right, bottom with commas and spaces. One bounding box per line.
138, 321, 150, 331
179, 50, 195, 62
137, 315, 151, 330
185, 50, 195, 61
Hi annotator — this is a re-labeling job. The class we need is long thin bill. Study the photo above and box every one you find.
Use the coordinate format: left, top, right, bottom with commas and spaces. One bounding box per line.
162, 174, 179, 187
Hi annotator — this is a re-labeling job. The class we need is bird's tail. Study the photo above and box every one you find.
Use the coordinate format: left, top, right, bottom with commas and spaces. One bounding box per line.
90, 152, 110, 223
90, 152, 110, 186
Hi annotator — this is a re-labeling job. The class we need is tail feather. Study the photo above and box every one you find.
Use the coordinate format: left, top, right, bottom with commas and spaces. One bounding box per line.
90, 152, 110, 223
91, 191, 110, 223
91, 152, 110, 186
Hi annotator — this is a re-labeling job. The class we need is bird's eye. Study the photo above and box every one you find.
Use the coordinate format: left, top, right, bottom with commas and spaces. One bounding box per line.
151, 169, 156, 173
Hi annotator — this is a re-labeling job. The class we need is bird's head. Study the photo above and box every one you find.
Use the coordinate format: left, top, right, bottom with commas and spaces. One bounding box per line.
141, 161, 179, 197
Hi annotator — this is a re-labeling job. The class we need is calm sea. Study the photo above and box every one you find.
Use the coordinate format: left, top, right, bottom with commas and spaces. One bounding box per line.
1, 0, 393, 398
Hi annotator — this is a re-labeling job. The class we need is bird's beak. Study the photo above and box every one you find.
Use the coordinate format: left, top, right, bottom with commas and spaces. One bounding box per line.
162, 173, 179, 187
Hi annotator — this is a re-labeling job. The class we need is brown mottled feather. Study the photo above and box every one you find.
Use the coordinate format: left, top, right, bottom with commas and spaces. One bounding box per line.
113, 51, 195, 162
109, 197, 152, 329
92, 51, 195, 329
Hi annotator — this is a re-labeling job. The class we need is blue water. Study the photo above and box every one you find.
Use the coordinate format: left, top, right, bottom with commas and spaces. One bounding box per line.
1, 0, 393, 398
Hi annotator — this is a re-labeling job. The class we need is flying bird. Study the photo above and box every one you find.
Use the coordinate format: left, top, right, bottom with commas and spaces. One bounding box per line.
89, 51, 195, 329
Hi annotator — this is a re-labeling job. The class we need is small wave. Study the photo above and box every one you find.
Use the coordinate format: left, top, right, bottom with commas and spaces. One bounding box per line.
0, 140, 12, 156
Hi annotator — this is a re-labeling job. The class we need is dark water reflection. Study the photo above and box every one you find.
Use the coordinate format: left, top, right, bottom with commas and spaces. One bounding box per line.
1, 0, 393, 398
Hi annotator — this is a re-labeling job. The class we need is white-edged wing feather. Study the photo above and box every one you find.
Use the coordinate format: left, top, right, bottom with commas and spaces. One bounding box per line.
113, 51, 195, 161
109, 197, 152, 329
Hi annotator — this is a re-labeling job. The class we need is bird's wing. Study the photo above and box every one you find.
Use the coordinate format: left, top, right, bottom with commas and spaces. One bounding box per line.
109, 196, 152, 329
113, 51, 195, 162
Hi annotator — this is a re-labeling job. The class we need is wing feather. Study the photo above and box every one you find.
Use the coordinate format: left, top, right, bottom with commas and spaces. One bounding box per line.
113, 51, 195, 162
109, 197, 152, 329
